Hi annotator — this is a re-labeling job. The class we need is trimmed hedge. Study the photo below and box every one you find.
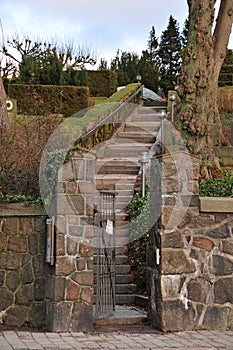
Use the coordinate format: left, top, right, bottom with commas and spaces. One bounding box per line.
8, 84, 89, 117
86, 70, 118, 97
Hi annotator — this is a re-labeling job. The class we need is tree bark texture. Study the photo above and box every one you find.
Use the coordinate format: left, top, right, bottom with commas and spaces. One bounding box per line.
178, 0, 233, 173
0, 76, 8, 128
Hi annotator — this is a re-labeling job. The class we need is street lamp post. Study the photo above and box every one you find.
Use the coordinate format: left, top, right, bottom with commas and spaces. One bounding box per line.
169, 94, 176, 123
139, 151, 149, 197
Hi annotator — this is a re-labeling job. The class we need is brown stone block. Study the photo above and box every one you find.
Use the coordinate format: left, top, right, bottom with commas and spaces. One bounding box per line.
197, 214, 215, 227
214, 277, 233, 304
0, 287, 13, 311
67, 237, 78, 255
66, 181, 78, 194
187, 278, 209, 303
78, 181, 96, 194
56, 257, 76, 276
212, 255, 233, 276
76, 257, 86, 271
207, 223, 230, 239
69, 194, 85, 215
192, 236, 215, 252
56, 233, 66, 256
48, 301, 72, 332
72, 158, 85, 180
56, 215, 67, 234
222, 240, 233, 255
66, 279, 81, 301
162, 249, 196, 274
68, 216, 80, 225
70, 302, 93, 331
68, 226, 83, 238
0, 233, 7, 250
21, 261, 34, 284
162, 300, 195, 331
4, 306, 28, 327
84, 226, 94, 239
187, 167, 200, 180
28, 234, 39, 255
32, 255, 45, 277
178, 209, 199, 229
16, 285, 33, 306
56, 195, 77, 215
53, 277, 66, 301
0, 252, 20, 270
162, 231, 184, 249
59, 162, 74, 182
162, 177, 179, 194
162, 162, 177, 177
79, 242, 93, 258
2, 217, 18, 235
71, 271, 93, 286
8, 236, 27, 253
161, 207, 188, 230
80, 287, 93, 304
19, 218, 33, 235
203, 305, 230, 330
5, 271, 19, 292
187, 181, 199, 194
29, 303, 46, 328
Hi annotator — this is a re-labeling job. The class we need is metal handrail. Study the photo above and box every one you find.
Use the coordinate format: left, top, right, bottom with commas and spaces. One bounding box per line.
80, 85, 143, 143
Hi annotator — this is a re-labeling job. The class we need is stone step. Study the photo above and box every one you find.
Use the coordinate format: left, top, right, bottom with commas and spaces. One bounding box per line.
103, 143, 151, 158
129, 114, 161, 122
124, 122, 160, 133
115, 294, 136, 305
93, 305, 147, 326
96, 159, 140, 175
93, 254, 129, 265
95, 174, 137, 191
116, 132, 157, 143
93, 264, 131, 275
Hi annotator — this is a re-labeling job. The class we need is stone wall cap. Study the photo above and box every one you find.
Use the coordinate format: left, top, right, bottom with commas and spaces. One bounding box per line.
162, 151, 199, 162
0, 203, 47, 216
200, 196, 233, 213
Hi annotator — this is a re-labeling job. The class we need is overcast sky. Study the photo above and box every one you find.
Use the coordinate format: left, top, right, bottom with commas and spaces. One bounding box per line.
1, 0, 232, 67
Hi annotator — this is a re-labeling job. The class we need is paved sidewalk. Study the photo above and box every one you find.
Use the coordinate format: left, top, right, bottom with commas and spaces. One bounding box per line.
0, 329, 233, 349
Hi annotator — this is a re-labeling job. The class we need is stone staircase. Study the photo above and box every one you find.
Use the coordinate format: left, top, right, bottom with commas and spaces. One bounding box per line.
94, 102, 166, 305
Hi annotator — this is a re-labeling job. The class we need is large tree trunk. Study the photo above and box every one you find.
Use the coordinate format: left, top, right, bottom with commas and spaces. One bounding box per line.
0, 76, 8, 128
178, 0, 233, 177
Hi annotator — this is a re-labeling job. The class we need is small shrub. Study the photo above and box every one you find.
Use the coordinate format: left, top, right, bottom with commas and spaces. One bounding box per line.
199, 176, 233, 197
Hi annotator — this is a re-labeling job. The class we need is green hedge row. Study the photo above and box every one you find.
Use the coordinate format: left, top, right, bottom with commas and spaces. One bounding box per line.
86, 70, 118, 97
8, 84, 89, 117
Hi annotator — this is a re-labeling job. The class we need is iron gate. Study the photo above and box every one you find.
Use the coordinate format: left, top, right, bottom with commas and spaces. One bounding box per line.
95, 191, 116, 318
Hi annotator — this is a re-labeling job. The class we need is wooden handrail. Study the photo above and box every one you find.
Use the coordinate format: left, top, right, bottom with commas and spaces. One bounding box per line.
80, 85, 143, 143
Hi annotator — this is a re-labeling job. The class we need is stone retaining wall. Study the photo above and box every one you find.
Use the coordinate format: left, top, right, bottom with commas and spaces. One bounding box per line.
46, 151, 96, 332
148, 151, 233, 331
0, 204, 47, 328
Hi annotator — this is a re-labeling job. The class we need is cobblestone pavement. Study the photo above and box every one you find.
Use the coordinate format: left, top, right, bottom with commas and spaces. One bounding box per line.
0, 329, 233, 350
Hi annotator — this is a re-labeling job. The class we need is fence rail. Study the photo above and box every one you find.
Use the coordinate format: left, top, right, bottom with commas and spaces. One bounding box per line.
80, 85, 143, 143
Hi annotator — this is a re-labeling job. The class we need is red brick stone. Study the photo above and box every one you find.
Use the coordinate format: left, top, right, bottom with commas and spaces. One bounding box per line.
56, 257, 76, 276
72, 271, 93, 286
56, 233, 66, 256
80, 287, 93, 304
19, 218, 33, 235
66, 279, 81, 301
79, 242, 93, 258
0, 233, 7, 250
192, 236, 215, 252
8, 236, 27, 253
162, 249, 196, 274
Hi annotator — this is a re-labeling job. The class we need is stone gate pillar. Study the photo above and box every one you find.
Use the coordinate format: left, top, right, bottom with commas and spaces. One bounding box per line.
148, 151, 200, 331
46, 151, 96, 332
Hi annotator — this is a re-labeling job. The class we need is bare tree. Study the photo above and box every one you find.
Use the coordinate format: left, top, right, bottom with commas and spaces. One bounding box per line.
0, 74, 8, 127
178, 0, 233, 177
0, 35, 96, 77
